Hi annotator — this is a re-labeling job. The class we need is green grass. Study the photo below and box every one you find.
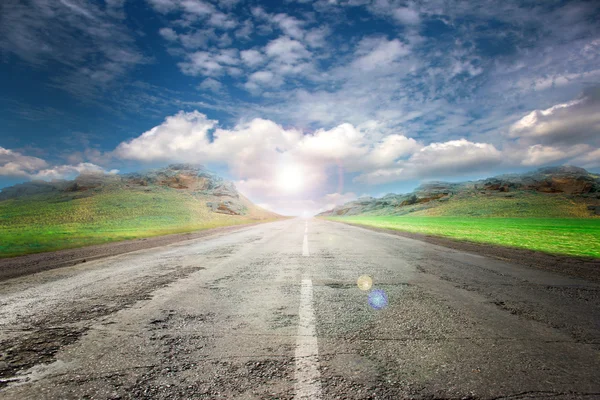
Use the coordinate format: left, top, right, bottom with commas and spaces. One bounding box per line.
326, 216, 600, 258
0, 187, 272, 258
412, 192, 594, 218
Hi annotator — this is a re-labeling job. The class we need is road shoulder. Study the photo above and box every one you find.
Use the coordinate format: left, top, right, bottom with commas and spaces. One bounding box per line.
326, 219, 600, 283
0, 220, 280, 282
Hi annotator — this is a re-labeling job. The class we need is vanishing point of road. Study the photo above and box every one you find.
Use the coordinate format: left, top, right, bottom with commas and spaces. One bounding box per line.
1, 218, 599, 399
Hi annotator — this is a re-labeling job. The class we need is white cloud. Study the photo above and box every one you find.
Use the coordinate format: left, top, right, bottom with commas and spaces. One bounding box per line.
393, 7, 420, 25
304, 27, 330, 48
113, 110, 456, 197
521, 144, 590, 166
355, 139, 503, 184
265, 36, 311, 64
0, 147, 117, 181
178, 31, 210, 49
247, 70, 283, 87
198, 78, 223, 92
115, 111, 217, 161
574, 148, 600, 168
180, 0, 215, 16
213, 48, 239, 64
240, 49, 265, 67
352, 37, 410, 71
208, 12, 238, 29
366, 134, 422, 167
0, 147, 48, 177
406, 139, 503, 177
159, 27, 178, 41
178, 49, 238, 76
297, 123, 368, 162
272, 14, 305, 40
235, 19, 254, 39
32, 163, 118, 181
510, 90, 600, 145
179, 51, 223, 76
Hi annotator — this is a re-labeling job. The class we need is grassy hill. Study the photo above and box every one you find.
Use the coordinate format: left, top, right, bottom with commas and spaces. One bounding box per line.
319, 166, 600, 219
320, 166, 600, 258
0, 165, 280, 258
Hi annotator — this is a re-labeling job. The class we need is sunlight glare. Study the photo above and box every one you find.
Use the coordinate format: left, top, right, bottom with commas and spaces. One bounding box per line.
277, 164, 305, 193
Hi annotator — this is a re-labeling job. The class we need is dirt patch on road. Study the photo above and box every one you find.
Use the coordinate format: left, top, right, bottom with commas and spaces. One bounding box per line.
332, 221, 600, 283
0, 223, 268, 282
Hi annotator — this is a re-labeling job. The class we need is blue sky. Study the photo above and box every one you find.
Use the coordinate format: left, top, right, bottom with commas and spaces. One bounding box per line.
1, 0, 599, 214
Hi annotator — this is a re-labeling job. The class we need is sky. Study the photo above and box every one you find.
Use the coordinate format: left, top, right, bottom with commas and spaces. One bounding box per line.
1, 0, 599, 215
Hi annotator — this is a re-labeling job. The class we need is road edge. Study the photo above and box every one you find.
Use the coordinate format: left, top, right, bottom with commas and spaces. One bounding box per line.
325, 219, 600, 283
0, 219, 283, 282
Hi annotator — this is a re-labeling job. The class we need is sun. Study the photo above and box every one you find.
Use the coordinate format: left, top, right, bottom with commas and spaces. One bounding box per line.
276, 164, 305, 193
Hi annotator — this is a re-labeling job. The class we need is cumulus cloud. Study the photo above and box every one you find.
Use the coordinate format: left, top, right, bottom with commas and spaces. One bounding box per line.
355, 139, 503, 184
272, 14, 305, 40
510, 88, 600, 145
0, 147, 48, 177
521, 144, 591, 166
112, 110, 512, 208
0, 147, 116, 181
366, 135, 422, 168
408, 140, 503, 176
115, 111, 217, 161
249, 70, 281, 86
112, 111, 429, 201
265, 36, 311, 65
198, 78, 223, 92
240, 49, 265, 67
32, 163, 119, 181
180, 0, 215, 16
392, 7, 420, 25
297, 123, 368, 161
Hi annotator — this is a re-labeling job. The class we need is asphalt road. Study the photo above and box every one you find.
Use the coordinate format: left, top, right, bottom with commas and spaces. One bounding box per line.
1, 218, 599, 399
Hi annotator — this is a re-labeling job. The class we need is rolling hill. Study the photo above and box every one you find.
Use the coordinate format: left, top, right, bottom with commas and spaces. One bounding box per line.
0, 164, 280, 257
318, 166, 600, 258
318, 166, 600, 218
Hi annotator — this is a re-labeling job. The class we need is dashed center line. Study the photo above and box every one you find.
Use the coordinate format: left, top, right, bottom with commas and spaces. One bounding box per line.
294, 278, 322, 399
302, 221, 309, 257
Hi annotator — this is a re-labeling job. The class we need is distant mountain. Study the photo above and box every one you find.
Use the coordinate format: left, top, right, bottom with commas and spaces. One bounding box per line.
318, 166, 600, 218
0, 164, 278, 219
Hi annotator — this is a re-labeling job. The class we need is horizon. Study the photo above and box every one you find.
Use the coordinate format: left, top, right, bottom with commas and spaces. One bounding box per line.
1, 162, 597, 217
1, 0, 599, 215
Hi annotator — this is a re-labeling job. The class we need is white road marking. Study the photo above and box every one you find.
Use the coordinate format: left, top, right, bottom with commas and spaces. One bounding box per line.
302, 223, 309, 257
294, 278, 322, 399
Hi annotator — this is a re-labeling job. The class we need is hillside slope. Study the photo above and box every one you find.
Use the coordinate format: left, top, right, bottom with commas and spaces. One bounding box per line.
0, 164, 280, 257
318, 166, 600, 218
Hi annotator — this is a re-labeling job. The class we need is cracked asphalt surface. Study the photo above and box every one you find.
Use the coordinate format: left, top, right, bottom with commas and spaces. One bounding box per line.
1, 218, 599, 399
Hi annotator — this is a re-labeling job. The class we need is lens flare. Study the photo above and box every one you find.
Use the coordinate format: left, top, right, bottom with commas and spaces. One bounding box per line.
357, 275, 373, 291
368, 289, 388, 310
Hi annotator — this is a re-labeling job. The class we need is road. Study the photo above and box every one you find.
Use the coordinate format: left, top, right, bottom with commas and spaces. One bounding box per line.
1, 218, 599, 399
